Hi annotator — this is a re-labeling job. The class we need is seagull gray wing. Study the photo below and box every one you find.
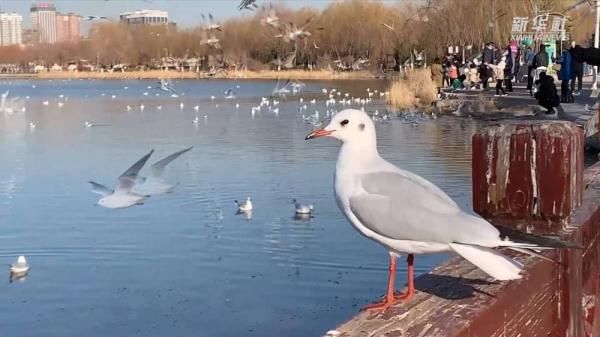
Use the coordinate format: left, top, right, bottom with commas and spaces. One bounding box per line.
150, 147, 193, 178
88, 181, 113, 196
348, 171, 500, 245
115, 149, 154, 192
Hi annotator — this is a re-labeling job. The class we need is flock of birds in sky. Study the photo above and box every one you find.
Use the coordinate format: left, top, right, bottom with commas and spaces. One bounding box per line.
201, 1, 322, 68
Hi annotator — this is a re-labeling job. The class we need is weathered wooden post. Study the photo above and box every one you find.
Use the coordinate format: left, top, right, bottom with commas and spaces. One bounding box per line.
472, 121, 586, 337
472, 121, 584, 231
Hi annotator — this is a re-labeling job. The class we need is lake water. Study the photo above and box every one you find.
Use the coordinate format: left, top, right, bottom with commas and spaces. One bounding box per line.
0, 79, 480, 337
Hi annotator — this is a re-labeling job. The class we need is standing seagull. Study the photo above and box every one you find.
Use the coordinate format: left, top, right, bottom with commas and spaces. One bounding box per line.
88, 150, 154, 209
305, 109, 579, 311
132, 147, 193, 196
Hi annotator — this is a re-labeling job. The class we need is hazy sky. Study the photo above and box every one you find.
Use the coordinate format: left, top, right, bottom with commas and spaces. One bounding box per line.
0, 0, 338, 28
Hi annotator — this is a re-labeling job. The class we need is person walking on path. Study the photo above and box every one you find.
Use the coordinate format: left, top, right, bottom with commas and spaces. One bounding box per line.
505, 40, 519, 91
557, 48, 574, 103
442, 56, 451, 87
431, 58, 444, 90
570, 42, 584, 96
468, 63, 479, 89
492, 56, 507, 96
525, 45, 536, 91
533, 44, 549, 69
481, 42, 496, 91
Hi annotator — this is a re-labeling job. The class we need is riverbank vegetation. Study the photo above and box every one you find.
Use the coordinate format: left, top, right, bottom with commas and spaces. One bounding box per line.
387, 68, 438, 111
0, 0, 592, 74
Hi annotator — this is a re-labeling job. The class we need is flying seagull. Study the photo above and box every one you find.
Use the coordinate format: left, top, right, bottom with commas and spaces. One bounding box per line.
305, 109, 580, 311
260, 3, 279, 28
202, 13, 222, 31
89, 150, 154, 209
238, 0, 259, 10
132, 147, 193, 196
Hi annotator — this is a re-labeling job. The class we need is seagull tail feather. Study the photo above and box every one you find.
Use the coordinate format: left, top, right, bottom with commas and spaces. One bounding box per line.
495, 225, 583, 249
449, 243, 523, 281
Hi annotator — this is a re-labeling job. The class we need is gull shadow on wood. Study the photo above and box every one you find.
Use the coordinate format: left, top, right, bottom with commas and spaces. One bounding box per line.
413, 274, 495, 300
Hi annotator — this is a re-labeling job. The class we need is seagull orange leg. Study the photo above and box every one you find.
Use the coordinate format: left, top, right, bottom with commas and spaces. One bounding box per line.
394, 254, 415, 301
361, 254, 397, 311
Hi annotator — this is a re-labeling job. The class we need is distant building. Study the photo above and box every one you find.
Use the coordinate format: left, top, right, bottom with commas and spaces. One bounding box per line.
56, 13, 80, 43
31, 3, 57, 43
119, 9, 168, 25
0, 12, 23, 46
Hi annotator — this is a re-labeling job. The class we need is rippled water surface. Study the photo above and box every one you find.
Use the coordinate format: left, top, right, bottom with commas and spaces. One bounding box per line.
0, 79, 481, 337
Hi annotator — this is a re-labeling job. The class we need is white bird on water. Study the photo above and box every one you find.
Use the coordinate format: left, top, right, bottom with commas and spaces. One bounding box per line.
10, 256, 30, 274
235, 197, 253, 212
29, 122, 36, 129
293, 199, 313, 215
132, 147, 193, 196
88, 150, 153, 209
305, 109, 579, 311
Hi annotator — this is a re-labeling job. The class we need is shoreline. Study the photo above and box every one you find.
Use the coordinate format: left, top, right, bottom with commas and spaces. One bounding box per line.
1, 70, 382, 81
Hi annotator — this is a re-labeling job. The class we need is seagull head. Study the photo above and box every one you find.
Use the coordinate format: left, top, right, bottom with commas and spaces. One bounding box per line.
305, 109, 375, 145
17, 256, 27, 265
98, 197, 109, 207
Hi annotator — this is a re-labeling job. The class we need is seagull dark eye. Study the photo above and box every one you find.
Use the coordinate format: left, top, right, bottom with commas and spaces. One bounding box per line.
340, 119, 349, 127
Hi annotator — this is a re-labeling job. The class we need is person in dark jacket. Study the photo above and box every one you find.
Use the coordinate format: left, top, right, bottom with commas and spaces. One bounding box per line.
481, 42, 496, 91
534, 72, 560, 114
532, 44, 549, 69
557, 48, 574, 103
570, 42, 584, 95
504, 40, 520, 91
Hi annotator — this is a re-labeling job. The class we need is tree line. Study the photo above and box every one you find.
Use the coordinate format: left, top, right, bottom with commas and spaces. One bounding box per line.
0, 0, 593, 71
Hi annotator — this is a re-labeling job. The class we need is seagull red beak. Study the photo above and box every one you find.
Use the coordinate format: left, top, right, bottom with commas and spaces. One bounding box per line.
305, 128, 334, 140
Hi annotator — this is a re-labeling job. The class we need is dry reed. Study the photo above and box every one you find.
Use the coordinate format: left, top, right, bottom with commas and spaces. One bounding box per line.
387, 68, 437, 111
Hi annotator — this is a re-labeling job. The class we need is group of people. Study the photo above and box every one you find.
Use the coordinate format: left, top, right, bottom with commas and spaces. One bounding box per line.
432, 39, 589, 115
435, 40, 523, 97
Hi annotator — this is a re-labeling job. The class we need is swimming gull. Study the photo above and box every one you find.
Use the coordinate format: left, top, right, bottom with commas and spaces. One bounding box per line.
293, 199, 314, 215
235, 197, 253, 212
10, 255, 29, 274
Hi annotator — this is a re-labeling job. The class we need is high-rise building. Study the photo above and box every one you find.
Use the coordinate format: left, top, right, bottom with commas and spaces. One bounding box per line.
31, 3, 57, 44
119, 9, 168, 25
0, 12, 23, 46
56, 13, 80, 43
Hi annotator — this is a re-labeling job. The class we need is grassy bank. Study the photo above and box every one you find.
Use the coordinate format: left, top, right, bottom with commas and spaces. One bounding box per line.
387, 68, 437, 111
29, 70, 378, 80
